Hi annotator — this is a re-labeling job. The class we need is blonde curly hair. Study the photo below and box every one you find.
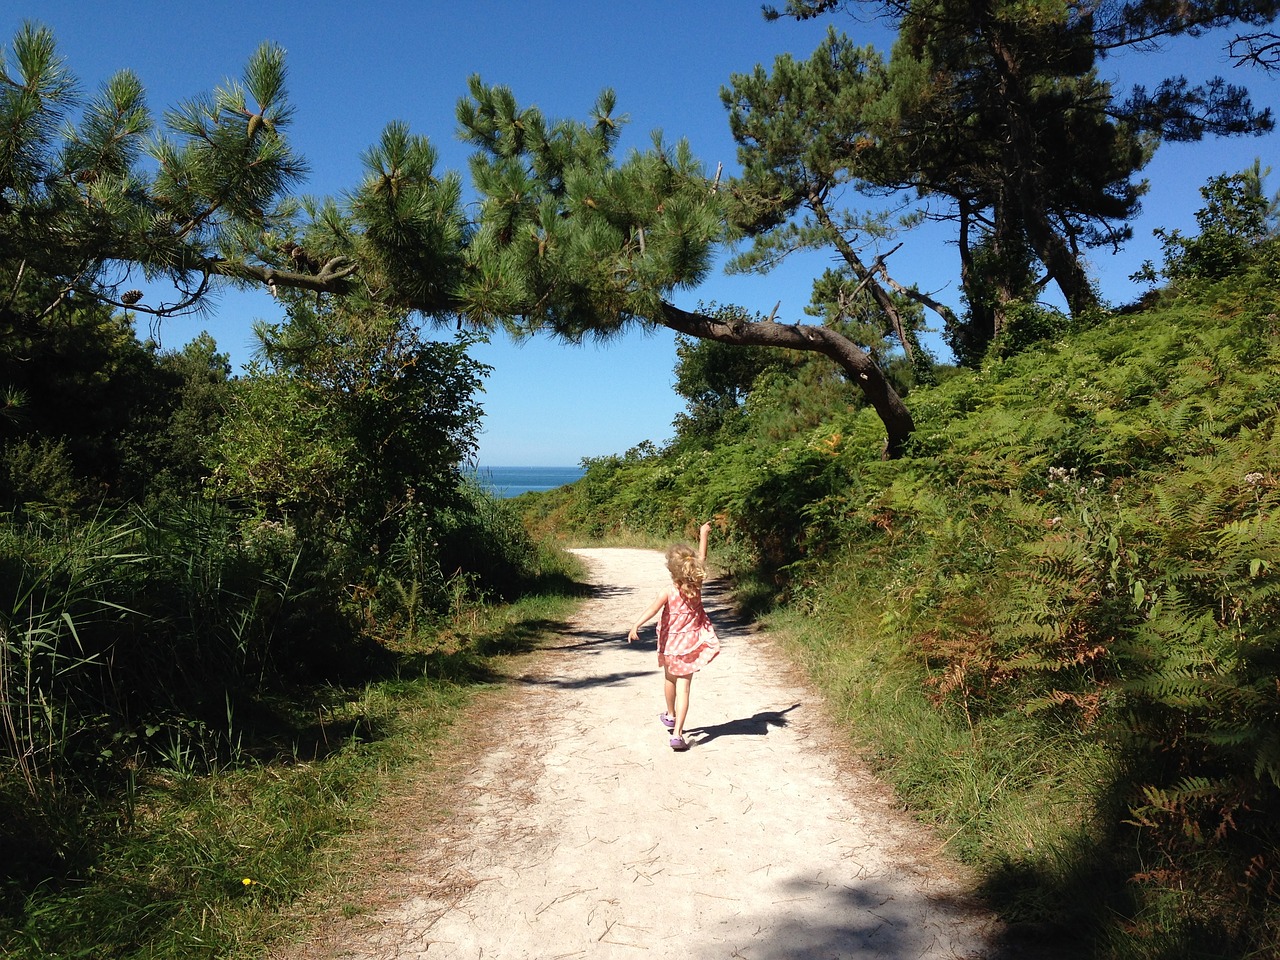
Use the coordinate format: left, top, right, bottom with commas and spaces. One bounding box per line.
664, 543, 705, 599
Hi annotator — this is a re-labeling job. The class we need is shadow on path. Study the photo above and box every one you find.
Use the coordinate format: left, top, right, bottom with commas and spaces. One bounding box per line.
515, 668, 652, 690
541, 624, 627, 652
583, 582, 635, 602
704, 873, 990, 960
686, 703, 801, 745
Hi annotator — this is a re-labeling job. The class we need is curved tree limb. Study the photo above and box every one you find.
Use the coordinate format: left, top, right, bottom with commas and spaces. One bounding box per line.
209, 255, 360, 295
808, 197, 921, 364
659, 299, 914, 458
871, 254, 960, 332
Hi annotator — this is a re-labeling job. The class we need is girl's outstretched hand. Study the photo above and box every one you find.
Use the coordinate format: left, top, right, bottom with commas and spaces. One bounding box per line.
627, 625, 639, 643
700, 521, 713, 537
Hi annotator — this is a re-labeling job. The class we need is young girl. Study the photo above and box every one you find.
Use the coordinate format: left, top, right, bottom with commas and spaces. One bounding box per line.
627, 521, 720, 751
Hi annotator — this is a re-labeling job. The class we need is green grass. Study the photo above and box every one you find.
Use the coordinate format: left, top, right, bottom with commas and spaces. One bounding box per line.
765, 583, 1121, 941
0, 586, 583, 960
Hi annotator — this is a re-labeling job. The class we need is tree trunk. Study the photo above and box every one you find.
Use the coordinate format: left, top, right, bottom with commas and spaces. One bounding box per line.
659, 301, 915, 459
979, 6, 1099, 318
956, 195, 995, 361
1020, 208, 1098, 315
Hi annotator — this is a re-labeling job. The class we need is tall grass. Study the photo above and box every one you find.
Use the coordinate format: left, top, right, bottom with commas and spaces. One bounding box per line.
1, 511, 139, 815
766, 548, 1124, 936
5, 675, 469, 958
1, 472, 586, 957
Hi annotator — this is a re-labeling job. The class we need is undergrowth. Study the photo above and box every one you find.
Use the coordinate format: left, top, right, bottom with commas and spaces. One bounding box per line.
0, 541, 585, 959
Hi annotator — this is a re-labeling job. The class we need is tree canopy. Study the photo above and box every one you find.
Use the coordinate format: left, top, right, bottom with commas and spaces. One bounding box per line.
452, 77, 919, 455
756, 0, 1276, 358
3, 4, 1277, 458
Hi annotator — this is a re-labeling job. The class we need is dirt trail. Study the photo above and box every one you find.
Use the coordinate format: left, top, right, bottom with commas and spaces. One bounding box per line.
283, 547, 999, 959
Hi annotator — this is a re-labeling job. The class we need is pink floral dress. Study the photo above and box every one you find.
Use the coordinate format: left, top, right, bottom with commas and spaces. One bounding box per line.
657, 586, 720, 677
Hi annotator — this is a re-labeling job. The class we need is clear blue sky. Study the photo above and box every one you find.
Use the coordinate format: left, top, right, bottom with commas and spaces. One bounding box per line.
10, 2, 1279, 465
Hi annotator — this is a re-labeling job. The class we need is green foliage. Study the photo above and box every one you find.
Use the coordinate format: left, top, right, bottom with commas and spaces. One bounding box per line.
0, 265, 232, 510
0, 504, 309, 782
0, 490, 579, 954
457, 77, 722, 336
721, 30, 945, 366
0, 23, 310, 314
0, 41, 562, 943
807, 268, 936, 382
1, 585, 582, 959
763, 0, 1275, 350
206, 298, 558, 660
1140, 170, 1280, 286
210, 301, 486, 552
986, 300, 1077, 362
137, 334, 233, 504
1, 439, 82, 511
950, 233, 1100, 369
5, 19, 1280, 957
0, 511, 133, 804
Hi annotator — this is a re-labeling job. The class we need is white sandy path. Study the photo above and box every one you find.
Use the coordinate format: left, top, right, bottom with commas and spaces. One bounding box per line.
291, 547, 998, 959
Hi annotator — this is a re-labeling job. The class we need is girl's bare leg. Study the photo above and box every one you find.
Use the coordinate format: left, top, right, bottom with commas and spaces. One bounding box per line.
673, 674, 692, 739
664, 670, 677, 722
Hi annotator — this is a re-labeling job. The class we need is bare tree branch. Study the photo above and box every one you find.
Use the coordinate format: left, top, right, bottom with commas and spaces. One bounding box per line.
211, 256, 360, 295
1231, 31, 1280, 71
659, 299, 914, 458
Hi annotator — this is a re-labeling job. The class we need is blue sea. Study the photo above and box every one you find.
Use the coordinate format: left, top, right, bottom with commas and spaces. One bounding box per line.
473, 466, 585, 498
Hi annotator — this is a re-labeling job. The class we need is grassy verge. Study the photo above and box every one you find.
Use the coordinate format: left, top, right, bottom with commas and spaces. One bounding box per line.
761, 554, 1124, 950
2, 585, 583, 960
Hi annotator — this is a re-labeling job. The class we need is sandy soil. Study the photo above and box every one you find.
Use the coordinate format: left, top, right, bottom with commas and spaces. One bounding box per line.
279, 547, 1003, 959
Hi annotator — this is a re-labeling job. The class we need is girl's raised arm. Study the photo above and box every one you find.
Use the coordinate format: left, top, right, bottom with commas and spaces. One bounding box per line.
697, 521, 712, 564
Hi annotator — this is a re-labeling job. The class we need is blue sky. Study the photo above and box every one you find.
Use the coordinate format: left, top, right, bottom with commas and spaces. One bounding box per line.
10, 2, 1279, 465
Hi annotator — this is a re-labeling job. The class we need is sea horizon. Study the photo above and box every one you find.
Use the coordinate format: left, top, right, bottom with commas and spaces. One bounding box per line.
471, 464, 585, 499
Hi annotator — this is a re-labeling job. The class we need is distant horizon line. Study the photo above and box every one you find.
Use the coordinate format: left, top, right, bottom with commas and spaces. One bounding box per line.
470, 464, 586, 470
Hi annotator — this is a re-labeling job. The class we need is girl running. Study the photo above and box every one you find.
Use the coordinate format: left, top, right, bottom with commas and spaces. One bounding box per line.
627, 521, 720, 751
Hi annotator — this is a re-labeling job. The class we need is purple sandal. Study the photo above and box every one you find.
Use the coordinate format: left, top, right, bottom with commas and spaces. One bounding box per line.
670, 735, 689, 751
659, 712, 675, 730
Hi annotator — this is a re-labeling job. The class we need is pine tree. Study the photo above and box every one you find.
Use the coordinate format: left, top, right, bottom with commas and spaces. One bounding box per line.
761, 0, 1276, 359
454, 77, 919, 457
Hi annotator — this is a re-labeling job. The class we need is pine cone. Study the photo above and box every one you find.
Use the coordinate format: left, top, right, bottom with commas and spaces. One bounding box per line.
121, 289, 143, 305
